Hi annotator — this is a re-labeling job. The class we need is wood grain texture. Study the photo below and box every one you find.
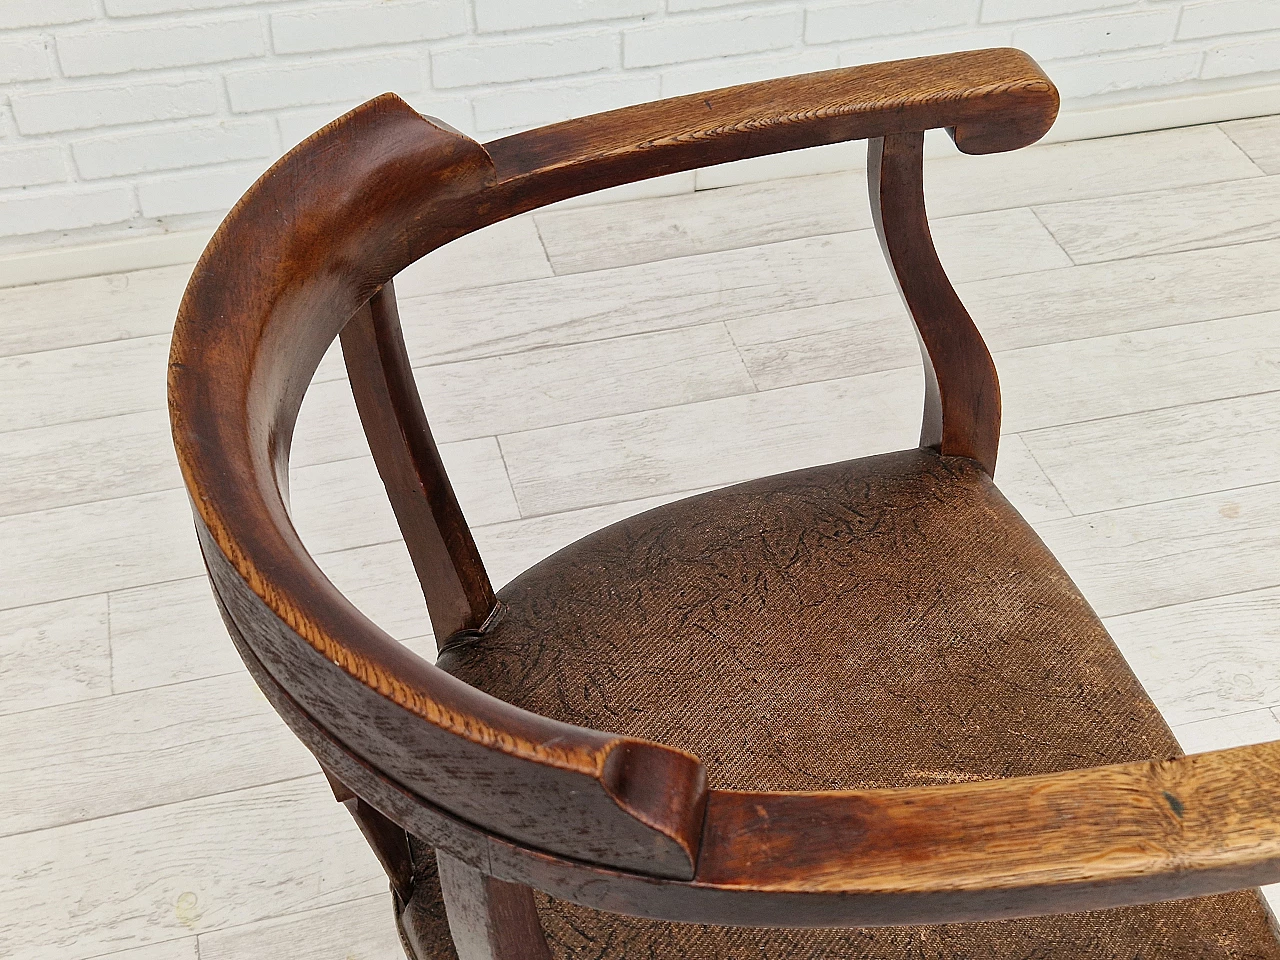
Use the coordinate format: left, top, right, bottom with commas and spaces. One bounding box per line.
109, 577, 239, 692
472, 488, 715, 589
1107, 586, 1280, 726
0, 671, 318, 837
173, 95, 708, 878
174, 53, 1061, 884
1, 333, 169, 432
531, 123, 1260, 277
0, 263, 189, 358
392, 214, 552, 297
438, 851, 552, 960
0, 488, 203, 609
409, 322, 758, 444
289, 447, 518, 556
727, 293, 920, 390
1023, 390, 1280, 514
166, 51, 1279, 935
0, 409, 180, 517
392, 207, 1068, 374
228, 621, 1280, 928
730, 237, 1280, 401
196, 895, 399, 960
967, 235, 1280, 351
496, 366, 921, 515
0, 776, 384, 960
91, 940, 199, 960
997, 311, 1280, 433
1, 81, 1274, 959
486, 49, 1058, 198
991, 433, 1072, 522
924, 123, 1264, 218
1177, 709, 1280, 756
534, 171, 870, 274
733, 298, 1280, 419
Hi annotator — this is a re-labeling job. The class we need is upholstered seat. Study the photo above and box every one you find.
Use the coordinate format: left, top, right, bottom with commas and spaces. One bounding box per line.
400, 450, 1280, 958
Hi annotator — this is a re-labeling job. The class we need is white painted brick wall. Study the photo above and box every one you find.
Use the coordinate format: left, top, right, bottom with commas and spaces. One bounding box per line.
270, 2, 467, 55
55, 17, 267, 77
0, 1, 95, 31
0, 0, 1277, 255
12, 78, 218, 134
0, 37, 53, 85
806, 1, 980, 45
432, 30, 619, 89
71, 118, 276, 179
0, 144, 68, 190
624, 11, 802, 68
223, 55, 422, 112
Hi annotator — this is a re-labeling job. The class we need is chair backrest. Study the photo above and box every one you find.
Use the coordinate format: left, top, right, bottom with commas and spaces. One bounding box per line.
170, 48, 1064, 886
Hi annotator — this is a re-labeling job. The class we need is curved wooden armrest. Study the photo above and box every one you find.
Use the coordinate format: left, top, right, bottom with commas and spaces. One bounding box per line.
469, 743, 1280, 926
686, 744, 1280, 923
487, 47, 1057, 208
280, 656, 1280, 927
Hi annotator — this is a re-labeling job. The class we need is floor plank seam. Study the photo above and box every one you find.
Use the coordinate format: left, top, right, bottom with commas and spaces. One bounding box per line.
1215, 122, 1272, 176
0, 772, 323, 842
1103, 580, 1280, 622
1009, 433, 1075, 518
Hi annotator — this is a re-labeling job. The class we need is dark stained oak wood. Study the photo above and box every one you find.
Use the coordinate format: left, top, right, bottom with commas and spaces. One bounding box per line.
340, 282, 495, 641
485, 47, 1058, 210
166, 44, 1280, 945
438, 851, 553, 960
869, 132, 1001, 473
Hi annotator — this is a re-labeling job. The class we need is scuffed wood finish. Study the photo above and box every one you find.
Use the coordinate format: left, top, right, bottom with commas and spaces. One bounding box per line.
170, 51, 1054, 886
487, 48, 1058, 205
340, 281, 495, 641
870, 132, 1001, 473
437, 852, 553, 960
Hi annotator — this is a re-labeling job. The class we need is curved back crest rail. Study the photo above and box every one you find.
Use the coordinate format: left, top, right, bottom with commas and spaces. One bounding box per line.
169, 47, 1280, 947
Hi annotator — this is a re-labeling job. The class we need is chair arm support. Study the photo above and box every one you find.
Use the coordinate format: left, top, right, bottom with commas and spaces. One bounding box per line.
870, 131, 1001, 473
485, 48, 1058, 203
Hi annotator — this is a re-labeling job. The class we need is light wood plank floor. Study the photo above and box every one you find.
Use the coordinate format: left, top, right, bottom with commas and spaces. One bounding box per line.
2, 116, 1280, 959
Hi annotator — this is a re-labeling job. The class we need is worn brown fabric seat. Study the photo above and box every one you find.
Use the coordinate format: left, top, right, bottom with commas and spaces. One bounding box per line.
401, 449, 1280, 958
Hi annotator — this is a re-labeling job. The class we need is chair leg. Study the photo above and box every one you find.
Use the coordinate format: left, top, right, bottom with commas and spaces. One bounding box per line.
437, 850, 553, 960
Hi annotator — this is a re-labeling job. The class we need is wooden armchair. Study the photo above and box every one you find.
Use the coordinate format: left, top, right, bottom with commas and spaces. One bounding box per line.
168, 49, 1280, 958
